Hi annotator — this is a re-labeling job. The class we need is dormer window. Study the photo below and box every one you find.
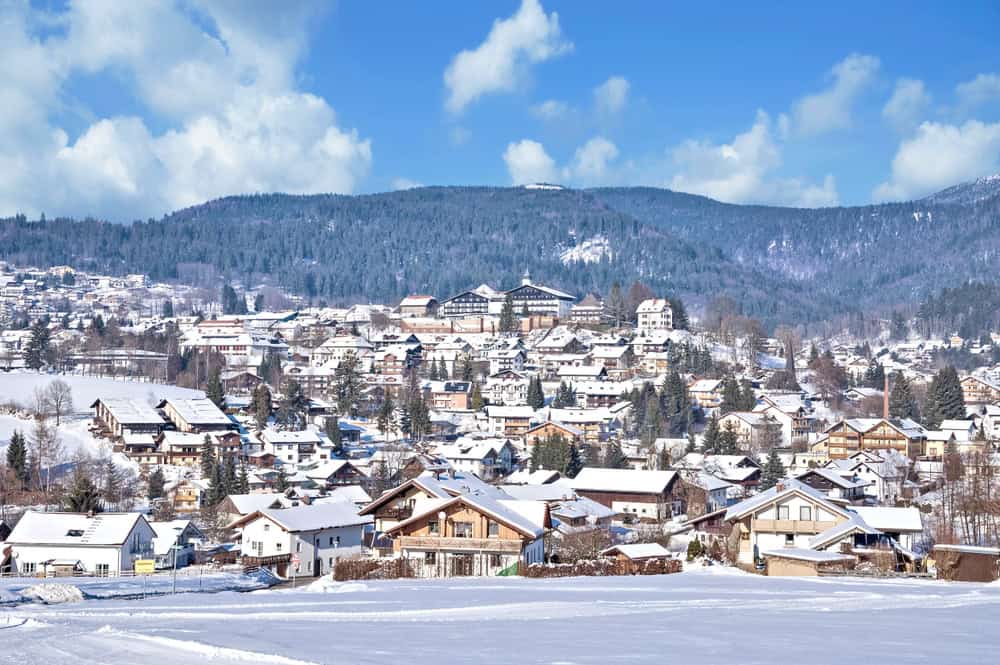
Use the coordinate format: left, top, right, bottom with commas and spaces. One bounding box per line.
66, 529, 84, 537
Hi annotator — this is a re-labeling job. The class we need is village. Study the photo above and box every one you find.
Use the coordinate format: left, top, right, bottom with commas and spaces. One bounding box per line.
0, 261, 999, 588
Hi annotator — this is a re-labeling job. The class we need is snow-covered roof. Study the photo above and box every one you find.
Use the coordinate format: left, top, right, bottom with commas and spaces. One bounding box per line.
724, 479, 847, 522
159, 398, 231, 426
602, 542, 671, 559
250, 502, 372, 532
570, 468, 677, 494
91, 398, 164, 425
851, 506, 923, 533
934, 544, 1000, 556
797, 467, 870, 490
7, 511, 148, 546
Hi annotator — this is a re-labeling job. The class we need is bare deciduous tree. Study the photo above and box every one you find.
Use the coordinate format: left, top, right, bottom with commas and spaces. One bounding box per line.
44, 379, 74, 426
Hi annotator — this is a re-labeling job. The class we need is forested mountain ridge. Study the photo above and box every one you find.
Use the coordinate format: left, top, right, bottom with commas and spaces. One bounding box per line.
589, 179, 1000, 311
0, 179, 996, 328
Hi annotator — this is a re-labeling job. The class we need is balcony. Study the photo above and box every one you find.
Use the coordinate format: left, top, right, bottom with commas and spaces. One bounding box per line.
379, 506, 413, 521
751, 519, 838, 534
397, 536, 522, 553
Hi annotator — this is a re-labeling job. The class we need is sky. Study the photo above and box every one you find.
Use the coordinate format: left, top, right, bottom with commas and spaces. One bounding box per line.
2, 0, 1000, 221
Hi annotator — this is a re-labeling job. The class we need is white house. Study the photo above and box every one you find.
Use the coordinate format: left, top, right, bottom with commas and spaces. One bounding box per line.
231, 502, 373, 578
150, 519, 203, 569
261, 428, 324, 466
434, 438, 516, 480
7, 511, 156, 576
635, 298, 672, 332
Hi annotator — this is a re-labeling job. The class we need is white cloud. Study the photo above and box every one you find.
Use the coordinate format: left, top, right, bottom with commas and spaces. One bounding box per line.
594, 76, 629, 115
0, 1, 371, 221
882, 78, 931, 130
955, 73, 1000, 108
791, 53, 880, 136
391, 178, 423, 191
873, 120, 1000, 201
564, 137, 619, 185
531, 99, 570, 119
443, 0, 572, 114
668, 111, 838, 207
503, 139, 558, 184
449, 126, 472, 146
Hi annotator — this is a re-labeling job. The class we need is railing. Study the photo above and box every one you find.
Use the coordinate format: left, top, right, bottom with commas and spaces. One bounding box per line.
0, 563, 245, 580
751, 519, 838, 534
397, 536, 522, 553
379, 506, 413, 521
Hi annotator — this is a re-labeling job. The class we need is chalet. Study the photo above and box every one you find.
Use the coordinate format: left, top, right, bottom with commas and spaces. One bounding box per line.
824, 449, 909, 504
819, 418, 926, 459
157, 398, 233, 434
484, 369, 531, 406
439, 284, 504, 319
423, 380, 473, 411
231, 502, 372, 578
569, 467, 680, 522
794, 468, 869, 503
373, 345, 420, 375
385, 492, 548, 577
524, 420, 584, 451
601, 543, 674, 572
220, 370, 262, 394
398, 295, 438, 318
485, 405, 535, 438
261, 428, 323, 466
589, 345, 633, 373
157, 431, 208, 466
717, 412, 782, 450
674, 473, 733, 518
302, 460, 366, 488
681, 507, 732, 548
753, 394, 815, 446
569, 293, 605, 324
169, 478, 208, 513
505, 272, 575, 318
486, 348, 526, 375
573, 381, 630, 408
434, 439, 516, 481
688, 379, 724, 409
7, 511, 155, 576
960, 375, 1000, 405
557, 364, 607, 382
310, 335, 374, 367
635, 298, 672, 332
90, 398, 165, 440
150, 520, 203, 569
122, 432, 163, 467
545, 407, 616, 446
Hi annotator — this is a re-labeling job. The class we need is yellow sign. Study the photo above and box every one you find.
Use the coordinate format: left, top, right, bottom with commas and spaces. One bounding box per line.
134, 559, 156, 574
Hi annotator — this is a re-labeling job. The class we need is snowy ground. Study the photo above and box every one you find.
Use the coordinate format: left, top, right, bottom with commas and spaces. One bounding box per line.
2, 569, 998, 664
0, 371, 203, 412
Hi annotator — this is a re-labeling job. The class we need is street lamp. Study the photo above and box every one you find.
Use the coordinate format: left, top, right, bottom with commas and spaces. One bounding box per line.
171, 525, 183, 594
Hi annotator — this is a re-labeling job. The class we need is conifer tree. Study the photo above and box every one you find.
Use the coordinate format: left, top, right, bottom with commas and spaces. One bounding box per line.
200, 435, 216, 480
236, 464, 251, 494
325, 416, 344, 456
101, 457, 121, 510
760, 448, 786, 490
253, 383, 273, 430
565, 443, 584, 478
526, 376, 545, 409
23, 319, 52, 370
720, 376, 741, 414
923, 366, 966, 429
282, 379, 308, 428
718, 422, 739, 455
64, 465, 102, 513
499, 295, 518, 334
888, 372, 919, 420
428, 359, 440, 381
377, 396, 396, 440
470, 382, 483, 410
334, 352, 362, 417
668, 296, 689, 330
206, 367, 225, 408
6, 429, 28, 489
702, 413, 720, 452
602, 440, 629, 469
147, 468, 166, 501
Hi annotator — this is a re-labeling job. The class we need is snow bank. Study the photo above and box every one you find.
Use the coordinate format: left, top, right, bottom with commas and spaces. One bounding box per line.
0, 371, 203, 412
302, 577, 369, 594
19, 583, 84, 604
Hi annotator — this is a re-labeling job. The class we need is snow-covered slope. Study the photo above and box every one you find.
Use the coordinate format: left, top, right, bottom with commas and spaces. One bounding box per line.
0, 372, 203, 413
922, 174, 1000, 205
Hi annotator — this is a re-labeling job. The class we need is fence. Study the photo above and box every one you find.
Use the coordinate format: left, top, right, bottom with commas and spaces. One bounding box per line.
331, 556, 683, 581
0, 563, 244, 580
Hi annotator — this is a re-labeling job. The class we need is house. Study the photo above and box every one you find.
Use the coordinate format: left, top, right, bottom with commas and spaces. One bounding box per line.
825, 449, 909, 504
90, 398, 165, 440
819, 418, 926, 459
7, 511, 156, 576
851, 506, 923, 551
959, 375, 1000, 405
220, 370, 262, 394
569, 468, 680, 522
261, 428, 323, 466
717, 412, 782, 450
485, 405, 535, 438
589, 345, 633, 374
573, 381, 630, 408
505, 272, 575, 318
439, 284, 505, 319
557, 364, 607, 382
434, 438, 516, 480
569, 293, 605, 324
688, 379, 723, 409
423, 380, 473, 410
398, 295, 438, 318
674, 473, 733, 518
231, 502, 372, 578
310, 335, 374, 368
150, 520, 203, 569
484, 369, 532, 406
753, 394, 815, 446
794, 468, 869, 503
385, 492, 548, 577
724, 479, 853, 566
635, 298, 672, 332
157, 398, 233, 434
301, 460, 366, 488
524, 420, 584, 452
486, 348, 526, 375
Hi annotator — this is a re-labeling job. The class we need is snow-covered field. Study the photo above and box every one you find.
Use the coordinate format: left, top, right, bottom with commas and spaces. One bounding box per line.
0, 371, 203, 412
2, 569, 998, 664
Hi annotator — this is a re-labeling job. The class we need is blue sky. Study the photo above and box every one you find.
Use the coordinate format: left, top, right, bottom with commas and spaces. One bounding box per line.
3, 0, 1000, 220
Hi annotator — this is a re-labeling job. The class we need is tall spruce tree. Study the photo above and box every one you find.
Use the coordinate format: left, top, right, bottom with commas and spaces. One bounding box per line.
199, 435, 216, 479
923, 366, 966, 429
6, 429, 29, 489
206, 367, 225, 408
602, 440, 629, 469
888, 372, 919, 420
760, 449, 786, 490
498, 295, 518, 334
23, 319, 52, 370
565, 443, 584, 478
253, 383, 273, 430
64, 465, 102, 513
147, 467, 166, 501
325, 416, 344, 456
668, 296, 689, 330
334, 352, 362, 417
702, 413, 721, 453
718, 422, 739, 455
526, 376, 545, 409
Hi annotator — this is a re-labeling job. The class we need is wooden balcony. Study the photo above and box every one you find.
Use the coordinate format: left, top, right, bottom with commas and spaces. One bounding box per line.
379, 506, 413, 521
751, 519, 838, 534
397, 536, 522, 553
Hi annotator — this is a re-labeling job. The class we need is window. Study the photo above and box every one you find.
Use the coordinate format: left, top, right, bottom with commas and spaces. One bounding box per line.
453, 521, 473, 538
296, 542, 302, 553
799, 506, 812, 521
66, 529, 84, 537
489, 554, 503, 568
425, 552, 436, 564
784, 534, 794, 545
276, 542, 282, 551
428, 521, 439, 535
329, 557, 334, 568
96, 563, 110, 577
777, 505, 790, 520
487, 521, 499, 537
263, 524, 270, 532
22, 562, 36, 574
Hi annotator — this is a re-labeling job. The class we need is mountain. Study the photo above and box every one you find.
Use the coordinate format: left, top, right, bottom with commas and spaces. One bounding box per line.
920, 175, 1000, 206
0, 180, 995, 328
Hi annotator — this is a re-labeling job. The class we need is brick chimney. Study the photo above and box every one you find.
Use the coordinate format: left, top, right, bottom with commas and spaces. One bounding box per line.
883, 373, 890, 420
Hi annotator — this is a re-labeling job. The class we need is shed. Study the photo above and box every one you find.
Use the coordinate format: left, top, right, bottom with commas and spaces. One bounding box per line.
762, 548, 855, 577
933, 544, 1000, 582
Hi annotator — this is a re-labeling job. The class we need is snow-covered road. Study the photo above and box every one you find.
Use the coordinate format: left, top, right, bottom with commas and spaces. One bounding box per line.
3, 569, 998, 664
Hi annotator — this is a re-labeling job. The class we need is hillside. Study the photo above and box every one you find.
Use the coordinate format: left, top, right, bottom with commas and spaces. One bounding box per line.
0, 179, 996, 327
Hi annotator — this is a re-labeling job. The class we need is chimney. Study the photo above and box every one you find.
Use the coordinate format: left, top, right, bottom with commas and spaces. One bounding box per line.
883, 373, 890, 420
775, 482, 785, 493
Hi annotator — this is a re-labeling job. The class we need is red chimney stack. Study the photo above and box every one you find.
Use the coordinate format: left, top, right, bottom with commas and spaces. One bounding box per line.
883, 373, 890, 420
